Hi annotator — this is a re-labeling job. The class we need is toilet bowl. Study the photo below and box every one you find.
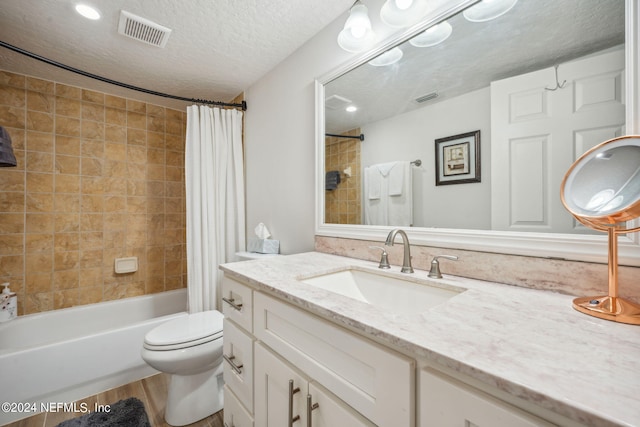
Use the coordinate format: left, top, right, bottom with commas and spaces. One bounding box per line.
141, 310, 224, 426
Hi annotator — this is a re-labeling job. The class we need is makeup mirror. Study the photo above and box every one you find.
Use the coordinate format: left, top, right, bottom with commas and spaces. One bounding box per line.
561, 135, 640, 324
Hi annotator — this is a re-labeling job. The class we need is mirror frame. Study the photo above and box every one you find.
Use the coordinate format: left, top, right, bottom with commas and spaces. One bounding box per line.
315, 0, 640, 266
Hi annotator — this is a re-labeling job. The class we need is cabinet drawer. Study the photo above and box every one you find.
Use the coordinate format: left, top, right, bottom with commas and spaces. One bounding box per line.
254, 292, 414, 427
223, 318, 254, 412
224, 385, 254, 427
222, 276, 253, 333
419, 368, 554, 427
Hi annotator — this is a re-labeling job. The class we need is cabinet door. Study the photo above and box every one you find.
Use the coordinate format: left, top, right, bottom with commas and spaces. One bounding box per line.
419, 368, 554, 427
254, 343, 308, 427
223, 318, 254, 412
222, 276, 253, 332
224, 385, 254, 427
309, 382, 376, 427
254, 292, 414, 427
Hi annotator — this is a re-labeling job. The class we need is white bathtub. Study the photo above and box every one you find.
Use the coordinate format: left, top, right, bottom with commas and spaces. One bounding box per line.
0, 289, 187, 425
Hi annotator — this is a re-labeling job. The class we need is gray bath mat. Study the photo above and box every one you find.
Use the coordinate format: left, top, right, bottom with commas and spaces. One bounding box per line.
55, 397, 150, 427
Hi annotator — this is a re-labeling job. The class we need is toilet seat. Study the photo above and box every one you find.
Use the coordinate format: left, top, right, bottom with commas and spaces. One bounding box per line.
144, 310, 224, 351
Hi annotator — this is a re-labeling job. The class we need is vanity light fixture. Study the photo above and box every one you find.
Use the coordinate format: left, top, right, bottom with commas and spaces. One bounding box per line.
380, 0, 429, 28
368, 47, 403, 66
462, 0, 518, 22
337, 1, 376, 53
346, 105, 358, 112
409, 21, 453, 47
75, 3, 101, 20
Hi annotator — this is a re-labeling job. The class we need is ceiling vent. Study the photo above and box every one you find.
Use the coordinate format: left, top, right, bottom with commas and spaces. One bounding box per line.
325, 95, 352, 110
118, 10, 172, 48
415, 91, 439, 104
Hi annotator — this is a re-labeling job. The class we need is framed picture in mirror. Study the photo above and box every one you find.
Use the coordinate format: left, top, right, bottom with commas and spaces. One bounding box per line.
435, 130, 481, 186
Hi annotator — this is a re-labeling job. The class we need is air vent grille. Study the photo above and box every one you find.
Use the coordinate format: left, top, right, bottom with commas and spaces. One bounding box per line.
415, 91, 439, 103
118, 10, 172, 48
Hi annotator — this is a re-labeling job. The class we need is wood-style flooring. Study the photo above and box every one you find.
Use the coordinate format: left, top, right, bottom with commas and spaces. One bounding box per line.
3, 374, 224, 427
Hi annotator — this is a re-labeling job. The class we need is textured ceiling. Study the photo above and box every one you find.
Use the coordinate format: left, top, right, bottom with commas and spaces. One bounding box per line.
325, 0, 626, 134
0, 0, 353, 109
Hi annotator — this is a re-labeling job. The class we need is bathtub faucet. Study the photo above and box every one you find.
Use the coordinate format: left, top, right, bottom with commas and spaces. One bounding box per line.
384, 229, 414, 273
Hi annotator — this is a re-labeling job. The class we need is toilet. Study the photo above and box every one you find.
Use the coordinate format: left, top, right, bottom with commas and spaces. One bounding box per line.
141, 310, 224, 426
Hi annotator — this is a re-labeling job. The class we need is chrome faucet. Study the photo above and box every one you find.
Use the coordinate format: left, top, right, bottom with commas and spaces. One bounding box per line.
384, 229, 414, 273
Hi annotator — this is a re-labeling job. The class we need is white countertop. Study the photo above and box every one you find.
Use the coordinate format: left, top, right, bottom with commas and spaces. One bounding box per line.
220, 252, 640, 427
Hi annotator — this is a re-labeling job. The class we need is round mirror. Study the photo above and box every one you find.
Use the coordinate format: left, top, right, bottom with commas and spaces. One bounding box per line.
560, 135, 640, 325
562, 136, 640, 226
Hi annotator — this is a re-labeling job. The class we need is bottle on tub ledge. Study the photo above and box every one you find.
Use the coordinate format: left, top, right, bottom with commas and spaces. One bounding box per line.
0, 283, 17, 322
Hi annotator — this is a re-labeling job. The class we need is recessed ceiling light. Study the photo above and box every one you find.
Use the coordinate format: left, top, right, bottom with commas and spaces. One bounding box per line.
346, 105, 358, 112
75, 4, 101, 20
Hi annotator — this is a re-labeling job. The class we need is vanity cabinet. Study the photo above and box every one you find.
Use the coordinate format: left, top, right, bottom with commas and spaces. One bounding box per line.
418, 368, 554, 427
221, 274, 414, 427
221, 272, 570, 427
255, 342, 375, 427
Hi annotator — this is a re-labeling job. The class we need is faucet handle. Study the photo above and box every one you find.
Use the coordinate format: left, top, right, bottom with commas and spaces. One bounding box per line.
428, 255, 458, 279
369, 246, 391, 269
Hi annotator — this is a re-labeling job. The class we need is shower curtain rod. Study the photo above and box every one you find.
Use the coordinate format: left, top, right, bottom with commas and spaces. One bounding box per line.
0, 41, 247, 111
325, 133, 365, 141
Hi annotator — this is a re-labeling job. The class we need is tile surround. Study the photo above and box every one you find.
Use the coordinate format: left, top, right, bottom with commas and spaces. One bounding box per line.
324, 128, 361, 225
0, 70, 187, 315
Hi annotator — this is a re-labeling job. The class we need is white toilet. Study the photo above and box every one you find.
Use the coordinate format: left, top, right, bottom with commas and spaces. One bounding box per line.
141, 310, 224, 426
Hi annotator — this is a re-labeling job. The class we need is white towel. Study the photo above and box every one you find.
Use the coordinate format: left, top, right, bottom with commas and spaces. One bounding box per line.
375, 161, 397, 177
388, 162, 413, 226
364, 161, 413, 226
366, 166, 381, 200
388, 161, 408, 196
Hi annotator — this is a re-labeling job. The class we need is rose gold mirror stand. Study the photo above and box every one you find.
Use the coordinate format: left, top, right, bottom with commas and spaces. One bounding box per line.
572, 227, 640, 325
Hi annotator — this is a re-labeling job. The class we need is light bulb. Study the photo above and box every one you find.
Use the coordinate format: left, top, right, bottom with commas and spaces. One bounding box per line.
338, 2, 375, 52
395, 0, 414, 10
380, 0, 428, 28
350, 25, 367, 39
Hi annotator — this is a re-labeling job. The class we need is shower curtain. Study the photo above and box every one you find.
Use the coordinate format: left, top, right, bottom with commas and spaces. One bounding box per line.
185, 105, 245, 313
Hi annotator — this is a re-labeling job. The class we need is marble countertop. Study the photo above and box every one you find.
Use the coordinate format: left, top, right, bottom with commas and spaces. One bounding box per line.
220, 252, 640, 427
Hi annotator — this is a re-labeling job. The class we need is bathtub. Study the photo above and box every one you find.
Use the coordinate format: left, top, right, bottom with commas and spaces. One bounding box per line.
0, 289, 187, 424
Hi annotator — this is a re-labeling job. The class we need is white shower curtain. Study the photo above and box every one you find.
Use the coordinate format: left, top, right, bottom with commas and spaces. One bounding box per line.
185, 105, 245, 313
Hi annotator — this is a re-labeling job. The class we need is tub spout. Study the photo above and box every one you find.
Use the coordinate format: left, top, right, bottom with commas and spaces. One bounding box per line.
384, 229, 414, 273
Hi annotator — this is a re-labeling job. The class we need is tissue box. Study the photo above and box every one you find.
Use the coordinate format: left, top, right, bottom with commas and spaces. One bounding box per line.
248, 238, 280, 254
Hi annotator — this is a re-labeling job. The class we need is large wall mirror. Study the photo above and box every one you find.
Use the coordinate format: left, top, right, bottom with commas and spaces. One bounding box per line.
315, 0, 640, 265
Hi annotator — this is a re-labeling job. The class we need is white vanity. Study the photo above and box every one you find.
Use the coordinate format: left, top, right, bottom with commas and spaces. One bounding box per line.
219, 252, 640, 427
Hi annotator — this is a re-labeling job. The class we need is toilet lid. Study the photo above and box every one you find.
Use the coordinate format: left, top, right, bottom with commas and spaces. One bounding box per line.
144, 310, 224, 348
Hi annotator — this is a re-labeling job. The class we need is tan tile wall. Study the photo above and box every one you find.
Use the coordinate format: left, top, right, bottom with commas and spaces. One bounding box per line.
325, 128, 361, 224
0, 70, 187, 315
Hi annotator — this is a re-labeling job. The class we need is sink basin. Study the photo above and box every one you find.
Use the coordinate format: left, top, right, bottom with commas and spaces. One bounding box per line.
300, 268, 464, 314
